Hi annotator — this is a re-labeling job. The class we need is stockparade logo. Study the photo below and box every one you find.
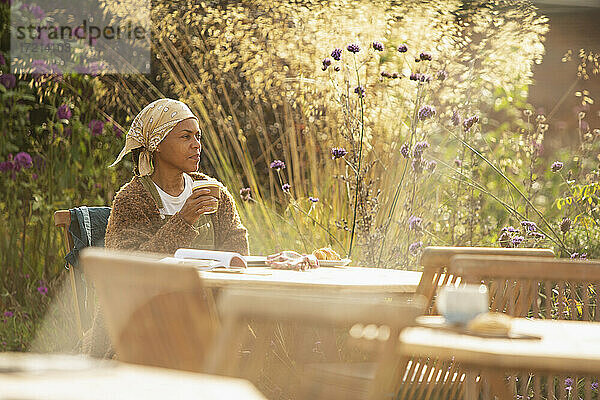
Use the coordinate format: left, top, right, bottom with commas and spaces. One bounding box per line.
10, 0, 151, 75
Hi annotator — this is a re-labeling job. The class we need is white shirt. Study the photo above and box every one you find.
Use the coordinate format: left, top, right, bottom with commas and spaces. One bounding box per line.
153, 173, 194, 216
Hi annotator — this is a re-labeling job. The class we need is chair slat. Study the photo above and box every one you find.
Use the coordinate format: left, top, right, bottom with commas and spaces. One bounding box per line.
533, 374, 541, 400
545, 281, 552, 319
584, 284, 590, 321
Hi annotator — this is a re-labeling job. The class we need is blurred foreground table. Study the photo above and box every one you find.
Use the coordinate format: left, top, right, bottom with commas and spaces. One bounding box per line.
398, 318, 600, 400
199, 266, 422, 294
0, 352, 267, 400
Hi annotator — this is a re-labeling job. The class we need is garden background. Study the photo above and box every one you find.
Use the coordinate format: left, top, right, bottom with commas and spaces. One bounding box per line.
1, 0, 599, 352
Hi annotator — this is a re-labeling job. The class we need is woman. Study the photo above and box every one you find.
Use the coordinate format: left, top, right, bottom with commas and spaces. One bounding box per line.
105, 98, 249, 255
83, 98, 248, 358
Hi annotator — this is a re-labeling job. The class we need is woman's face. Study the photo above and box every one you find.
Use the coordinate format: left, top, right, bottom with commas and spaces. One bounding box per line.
154, 118, 201, 173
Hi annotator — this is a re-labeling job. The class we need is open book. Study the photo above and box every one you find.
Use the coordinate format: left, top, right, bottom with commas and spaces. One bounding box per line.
160, 249, 247, 271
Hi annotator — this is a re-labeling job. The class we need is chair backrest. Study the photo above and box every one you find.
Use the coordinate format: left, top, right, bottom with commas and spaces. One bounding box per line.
54, 210, 74, 256
54, 210, 84, 337
80, 248, 218, 372
54, 207, 111, 336
206, 288, 425, 397
449, 255, 600, 320
417, 246, 555, 314
447, 255, 600, 400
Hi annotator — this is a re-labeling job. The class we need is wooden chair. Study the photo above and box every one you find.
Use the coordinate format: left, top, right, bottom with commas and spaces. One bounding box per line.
206, 288, 426, 400
394, 246, 555, 400
447, 255, 600, 400
54, 210, 84, 338
80, 248, 218, 372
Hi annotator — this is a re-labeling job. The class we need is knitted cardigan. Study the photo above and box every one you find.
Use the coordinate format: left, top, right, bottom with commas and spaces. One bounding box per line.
104, 172, 249, 255
82, 172, 248, 358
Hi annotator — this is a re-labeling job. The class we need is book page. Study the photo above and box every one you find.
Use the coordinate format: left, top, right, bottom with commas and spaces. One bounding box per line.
173, 248, 247, 268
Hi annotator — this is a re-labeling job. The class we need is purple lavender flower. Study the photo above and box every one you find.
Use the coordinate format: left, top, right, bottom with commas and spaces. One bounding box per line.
372, 41, 384, 51
282, 183, 291, 192
409, 72, 431, 83
57, 104, 72, 120
354, 85, 365, 98
334, 66, 340, 72
418, 105, 436, 121
32, 173, 38, 180
570, 252, 587, 259
463, 115, 479, 132
419, 52, 432, 61
411, 159, 423, 174
592, 382, 599, 391
412, 141, 430, 159
3, 311, 13, 318
560, 217, 572, 234
270, 159, 286, 170
15, 152, 32, 169
521, 220, 537, 232
426, 160, 437, 172
0, 53, 5, 66
511, 236, 524, 246
0, 161, 14, 173
88, 120, 104, 136
309, 196, 319, 203
381, 71, 391, 78
451, 110, 461, 126
322, 58, 331, 71
565, 378, 573, 389
498, 231, 512, 248
37, 285, 48, 295
391, 72, 399, 79
409, 241, 423, 255
408, 216, 422, 231
454, 158, 462, 168
331, 147, 348, 159
113, 124, 123, 139
501, 226, 518, 233
30, 5, 45, 19
347, 43, 360, 53
240, 187, 252, 202
397, 44, 408, 53
400, 143, 410, 158
551, 161, 563, 173
0, 73, 16, 89
436, 70, 448, 81
331, 48, 342, 61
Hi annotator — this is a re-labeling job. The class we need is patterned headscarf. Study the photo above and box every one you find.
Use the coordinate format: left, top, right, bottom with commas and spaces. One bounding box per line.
110, 98, 199, 176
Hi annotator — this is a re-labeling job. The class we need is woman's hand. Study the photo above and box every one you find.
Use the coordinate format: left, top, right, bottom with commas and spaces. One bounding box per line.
179, 188, 219, 225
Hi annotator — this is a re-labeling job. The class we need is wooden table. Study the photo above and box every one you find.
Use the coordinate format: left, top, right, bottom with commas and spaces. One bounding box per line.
398, 318, 600, 399
0, 352, 267, 400
198, 266, 422, 294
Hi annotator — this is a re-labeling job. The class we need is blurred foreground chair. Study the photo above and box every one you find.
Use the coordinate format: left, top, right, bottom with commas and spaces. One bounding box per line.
206, 288, 426, 400
54, 207, 111, 338
80, 248, 218, 372
446, 254, 600, 400
394, 246, 555, 400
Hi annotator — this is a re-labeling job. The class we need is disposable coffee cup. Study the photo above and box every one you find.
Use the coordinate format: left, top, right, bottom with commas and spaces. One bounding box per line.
192, 180, 220, 214
437, 284, 488, 325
